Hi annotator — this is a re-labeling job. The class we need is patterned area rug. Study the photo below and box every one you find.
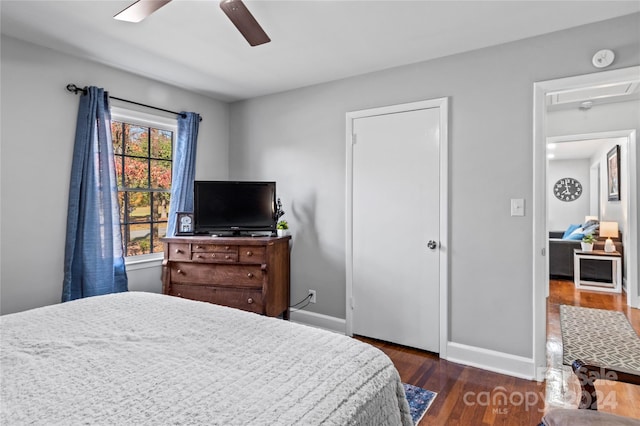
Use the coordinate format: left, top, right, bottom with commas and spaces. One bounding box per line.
403, 383, 437, 425
560, 305, 640, 372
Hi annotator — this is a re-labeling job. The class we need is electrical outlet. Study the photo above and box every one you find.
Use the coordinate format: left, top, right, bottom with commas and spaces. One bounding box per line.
308, 289, 317, 304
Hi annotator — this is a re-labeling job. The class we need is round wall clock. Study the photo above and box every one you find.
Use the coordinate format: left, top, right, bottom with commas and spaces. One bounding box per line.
553, 178, 583, 202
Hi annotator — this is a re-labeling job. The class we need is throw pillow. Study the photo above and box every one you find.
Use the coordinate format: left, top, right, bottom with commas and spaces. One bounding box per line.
583, 223, 599, 236
562, 224, 581, 239
583, 219, 599, 228
565, 227, 585, 240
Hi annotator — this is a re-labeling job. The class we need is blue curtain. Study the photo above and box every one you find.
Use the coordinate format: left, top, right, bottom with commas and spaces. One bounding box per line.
62, 87, 128, 302
167, 112, 200, 236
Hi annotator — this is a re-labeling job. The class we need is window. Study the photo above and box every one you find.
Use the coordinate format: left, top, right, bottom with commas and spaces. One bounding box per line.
110, 108, 177, 258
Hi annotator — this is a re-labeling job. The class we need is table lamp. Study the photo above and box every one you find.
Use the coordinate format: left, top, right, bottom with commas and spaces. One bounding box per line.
599, 221, 619, 253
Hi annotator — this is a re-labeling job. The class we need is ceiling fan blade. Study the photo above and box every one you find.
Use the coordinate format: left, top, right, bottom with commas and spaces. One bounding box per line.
219, 0, 271, 47
114, 0, 172, 23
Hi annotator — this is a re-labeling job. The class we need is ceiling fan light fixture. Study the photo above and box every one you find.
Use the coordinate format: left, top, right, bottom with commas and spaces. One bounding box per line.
220, 0, 271, 47
114, 0, 172, 23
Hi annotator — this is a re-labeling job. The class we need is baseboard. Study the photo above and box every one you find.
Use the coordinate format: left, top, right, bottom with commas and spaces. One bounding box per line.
446, 342, 536, 380
290, 313, 536, 379
289, 309, 346, 334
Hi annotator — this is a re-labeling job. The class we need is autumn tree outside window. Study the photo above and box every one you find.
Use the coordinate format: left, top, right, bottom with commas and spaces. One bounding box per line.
110, 107, 177, 258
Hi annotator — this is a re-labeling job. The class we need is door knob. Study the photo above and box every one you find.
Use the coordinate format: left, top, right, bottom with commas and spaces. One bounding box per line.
427, 240, 438, 250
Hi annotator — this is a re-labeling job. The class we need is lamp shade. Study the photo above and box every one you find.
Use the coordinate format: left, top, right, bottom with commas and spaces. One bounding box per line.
584, 215, 598, 222
599, 221, 619, 238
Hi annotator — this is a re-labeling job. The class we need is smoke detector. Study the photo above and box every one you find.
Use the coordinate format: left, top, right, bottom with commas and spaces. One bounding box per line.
579, 101, 593, 110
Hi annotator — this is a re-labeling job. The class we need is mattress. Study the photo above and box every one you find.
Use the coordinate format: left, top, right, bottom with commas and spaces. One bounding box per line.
1, 292, 412, 425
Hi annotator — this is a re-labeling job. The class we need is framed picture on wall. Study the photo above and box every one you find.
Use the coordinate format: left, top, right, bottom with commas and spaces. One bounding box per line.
607, 145, 620, 201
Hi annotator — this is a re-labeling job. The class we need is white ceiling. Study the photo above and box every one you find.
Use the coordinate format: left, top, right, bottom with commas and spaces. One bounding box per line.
548, 138, 625, 161
2, 1, 639, 102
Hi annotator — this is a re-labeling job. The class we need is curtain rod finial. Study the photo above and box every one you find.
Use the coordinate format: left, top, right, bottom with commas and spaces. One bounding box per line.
66, 84, 87, 95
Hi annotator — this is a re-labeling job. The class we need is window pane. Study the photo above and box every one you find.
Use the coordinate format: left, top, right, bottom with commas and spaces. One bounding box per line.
124, 157, 149, 189
153, 192, 171, 221
117, 192, 125, 224
151, 128, 172, 160
121, 225, 132, 257
122, 224, 144, 257
128, 223, 151, 255
114, 154, 124, 187
125, 125, 149, 157
113, 114, 174, 258
150, 160, 172, 189
112, 121, 124, 155
128, 192, 150, 223
153, 223, 167, 253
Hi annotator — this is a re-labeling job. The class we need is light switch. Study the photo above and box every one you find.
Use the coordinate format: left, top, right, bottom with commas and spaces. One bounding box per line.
511, 198, 525, 217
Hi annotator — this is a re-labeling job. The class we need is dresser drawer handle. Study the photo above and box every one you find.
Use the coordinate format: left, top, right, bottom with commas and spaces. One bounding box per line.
196, 254, 203, 259
247, 273, 254, 278
225, 246, 230, 250
225, 255, 230, 259
246, 251, 253, 256
196, 245, 202, 249
211, 254, 216, 258
176, 269, 183, 274
175, 249, 183, 254
247, 298, 254, 304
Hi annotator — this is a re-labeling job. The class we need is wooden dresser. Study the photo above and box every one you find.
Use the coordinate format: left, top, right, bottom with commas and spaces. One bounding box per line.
161, 236, 291, 319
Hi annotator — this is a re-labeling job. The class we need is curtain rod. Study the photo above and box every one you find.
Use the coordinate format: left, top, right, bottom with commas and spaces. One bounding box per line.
66, 84, 202, 122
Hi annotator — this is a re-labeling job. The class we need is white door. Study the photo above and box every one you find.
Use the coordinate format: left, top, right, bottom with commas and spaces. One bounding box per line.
351, 106, 441, 352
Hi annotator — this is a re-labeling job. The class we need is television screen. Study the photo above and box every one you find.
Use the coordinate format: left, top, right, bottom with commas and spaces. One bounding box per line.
194, 181, 276, 234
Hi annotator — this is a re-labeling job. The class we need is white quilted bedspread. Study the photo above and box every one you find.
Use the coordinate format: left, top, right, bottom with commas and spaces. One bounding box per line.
1, 292, 412, 425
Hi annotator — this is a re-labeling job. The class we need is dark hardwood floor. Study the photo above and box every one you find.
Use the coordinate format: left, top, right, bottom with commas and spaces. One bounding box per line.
545, 279, 640, 420
359, 279, 640, 425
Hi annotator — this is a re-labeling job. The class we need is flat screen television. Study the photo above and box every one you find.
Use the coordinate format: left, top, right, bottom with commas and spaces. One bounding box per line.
193, 181, 276, 235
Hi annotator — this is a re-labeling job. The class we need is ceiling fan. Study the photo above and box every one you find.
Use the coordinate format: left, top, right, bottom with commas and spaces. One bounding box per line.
114, 0, 271, 46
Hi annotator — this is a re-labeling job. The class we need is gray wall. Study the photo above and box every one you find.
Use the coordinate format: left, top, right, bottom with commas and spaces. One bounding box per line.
0, 36, 230, 315
228, 13, 640, 358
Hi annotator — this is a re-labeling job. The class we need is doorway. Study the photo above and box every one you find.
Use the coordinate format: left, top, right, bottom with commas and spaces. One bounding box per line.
532, 66, 640, 381
345, 98, 449, 355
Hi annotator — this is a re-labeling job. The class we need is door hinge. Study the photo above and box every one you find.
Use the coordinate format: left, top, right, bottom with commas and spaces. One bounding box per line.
352, 134, 357, 145
542, 248, 546, 256
350, 296, 354, 310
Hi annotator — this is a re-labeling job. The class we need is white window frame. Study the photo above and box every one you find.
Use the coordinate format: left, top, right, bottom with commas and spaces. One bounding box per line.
110, 106, 178, 269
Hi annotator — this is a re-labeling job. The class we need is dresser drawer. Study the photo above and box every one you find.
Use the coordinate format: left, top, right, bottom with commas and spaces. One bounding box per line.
170, 263, 264, 288
192, 244, 237, 253
169, 284, 263, 314
239, 246, 266, 263
168, 244, 190, 260
191, 252, 238, 263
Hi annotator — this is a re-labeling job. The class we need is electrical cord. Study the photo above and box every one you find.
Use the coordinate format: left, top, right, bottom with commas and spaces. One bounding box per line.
290, 299, 312, 313
289, 293, 312, 308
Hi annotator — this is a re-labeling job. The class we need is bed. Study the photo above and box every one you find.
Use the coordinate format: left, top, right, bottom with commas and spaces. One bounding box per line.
1, 292, 412, 425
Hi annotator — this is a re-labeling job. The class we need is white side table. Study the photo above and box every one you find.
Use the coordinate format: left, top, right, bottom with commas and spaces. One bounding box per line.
573, 249, 622, 293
